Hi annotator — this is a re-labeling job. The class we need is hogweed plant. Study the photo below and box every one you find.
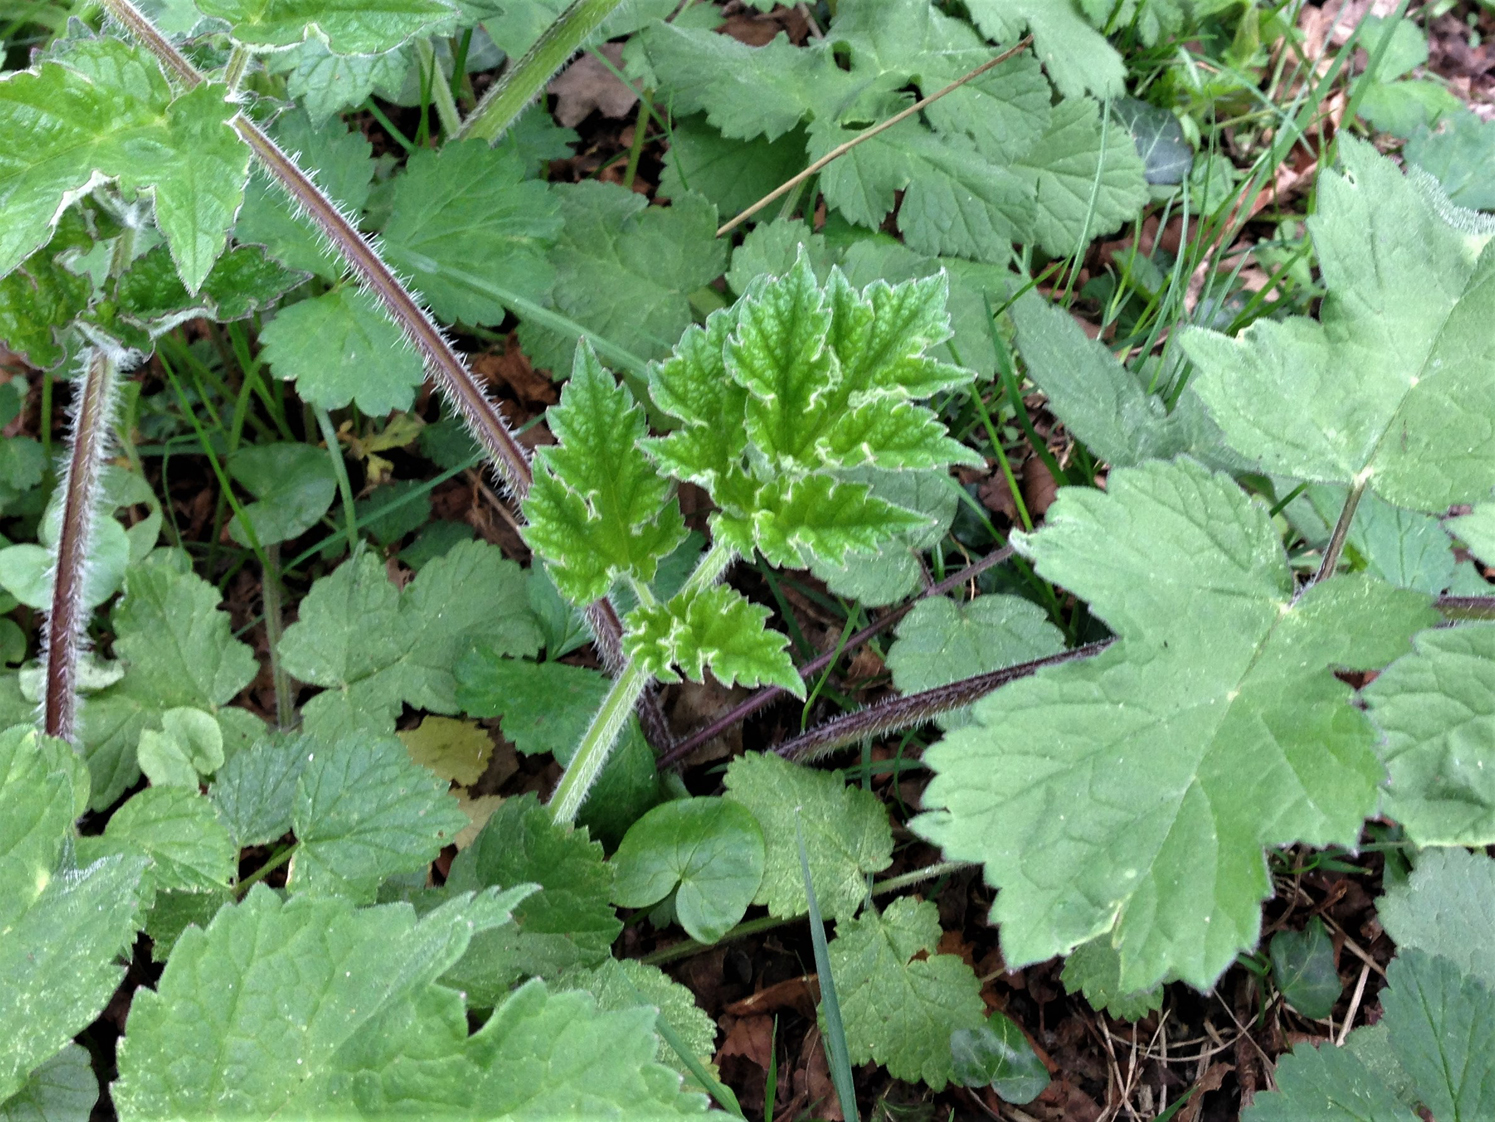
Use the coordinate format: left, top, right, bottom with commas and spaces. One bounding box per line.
5, 0, 1495, 1115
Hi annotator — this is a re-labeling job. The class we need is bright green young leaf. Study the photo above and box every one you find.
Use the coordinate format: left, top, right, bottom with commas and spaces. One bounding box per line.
80, 785, 237, 894
1270, 917, 1342, 1020
453, 651, 662, 847
1060, 937, 1164, 1021
380, 141, 559, 326
1181, 139, 1495, 513
226, 441, 337, 547
209, 734, 307, 848
287, 732, 468, 899
442, 794, 621, 1005
962, 0, 1125, 99
265, 40, 410, 125
277, 541, 540, 739
137, 706, 225, 788
559, 958, 718, 1082
0, 41, 247, 292
516, 182, 725, 370
950, 1012, 1050, 1104
736, 472, 929, 570
78, 555, 260, 810
1378, 847, 1495, 987
887, 593, 1064, 728
915, 458, 1436, 992
611, 797, 765, 944
828, 897, 986, 1090
259, 286, 426, 415
625, 583, 800, 695
522, 341, 686, 604
1363, 624, 1495, 845
397, 716, 492, 787
112, 885, 531, 1120
0, 1044, 98, 1122
0, 727, 147, 1102
193, 0, 454, 53
724, 751, 892, 920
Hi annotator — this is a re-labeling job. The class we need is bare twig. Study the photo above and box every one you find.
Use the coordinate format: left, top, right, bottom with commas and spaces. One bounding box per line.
716, 37, 1033, 236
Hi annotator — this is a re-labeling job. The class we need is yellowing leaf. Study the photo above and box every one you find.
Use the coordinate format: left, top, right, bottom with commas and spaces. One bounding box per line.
399, 716, 494, 787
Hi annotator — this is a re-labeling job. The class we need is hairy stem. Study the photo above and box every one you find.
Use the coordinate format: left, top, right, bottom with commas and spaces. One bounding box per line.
550, 541, 738, 821
772, 641, 1115, 763
222, 43, 251, 95
457, 0, 627, 143
658, 544, 1015, 768
44, 348, 122, 743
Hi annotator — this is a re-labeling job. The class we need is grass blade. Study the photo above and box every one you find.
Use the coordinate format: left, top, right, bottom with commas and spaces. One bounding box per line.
795, 810, 859, 1122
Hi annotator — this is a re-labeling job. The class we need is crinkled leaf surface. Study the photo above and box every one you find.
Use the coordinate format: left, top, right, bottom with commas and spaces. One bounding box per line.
962, 0, 1125, 99
522, 342, 685, 604
559, 958, 717, 1081
887, 593, 1064, 728
0, 41, 247, 291
379, 140, 559, 326
724, 751, 892, 920
1181, 139, 1495, 513
79, 785, 237, 894
112, 885, 530, 1120
916, 458, 1435, 991
0, 216, 92, 370
259, 286, 426, 415
0, 727, 147, 1102
1364, 624, 1495, 845
1382, 949, 1495, 1122
625, 583, 800, 695
78, 556, 259, 811
277, 541, 540, 739
1060, 938, 1164, 1021
1245, 1038, 1417, 1121
193, 0, 453, 53
442, 794, 620, 1005
611, 797, 765, 943
265, 39, 409, 125
0, 1043, 98, 1122
287, 732, 468, 899
209, 734, 307, 848
828, 897, 986, 1090
112, 243, 306, 337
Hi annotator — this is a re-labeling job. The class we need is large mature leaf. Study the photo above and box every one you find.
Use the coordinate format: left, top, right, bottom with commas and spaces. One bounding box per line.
886, 593, 1064, 729
259, 286, 426, 415
194, 0, 453, 53
828, 897, 986, 1090
723, 751, 892, 920
1406, 110, 1495, 211
915, 458, 1435, 992
963, 0, 1125, 99
1181, 139, 1495, 514
516, 182, 725, 370
79, 785, 237, 894
1377, 847, 1495, 988
0, 727, 147, 1102
0, 41, 247, 291
209, 734, 307, 848
1245, 1037, 1417, 1121
442, 794, 621, 1005
1363, 623, 1495, 845
522, 343, 685, 605
78, 556, 260, 810
1383, 949, 1495, 1121
277, 541, 540, 739
559, 958, 718, 1081
287, 732, 468, 899
111, 886, 530, 1119
380, 141, 560, 326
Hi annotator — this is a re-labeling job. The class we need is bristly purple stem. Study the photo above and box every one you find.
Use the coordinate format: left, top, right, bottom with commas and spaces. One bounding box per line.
658, 544, 1015, 767
770, 640, 1114, 763
45, 349, 120, 742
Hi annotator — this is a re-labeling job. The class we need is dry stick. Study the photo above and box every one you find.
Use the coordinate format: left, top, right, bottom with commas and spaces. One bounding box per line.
657, 544, 1014, 768
715, 36, 1033, 237
44, 349, 120, 742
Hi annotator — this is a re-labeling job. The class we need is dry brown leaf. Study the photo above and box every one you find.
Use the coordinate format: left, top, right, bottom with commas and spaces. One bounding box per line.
548, 43, 637, 127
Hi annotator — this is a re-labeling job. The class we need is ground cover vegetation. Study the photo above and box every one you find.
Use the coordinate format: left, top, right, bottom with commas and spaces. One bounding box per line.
1, 0, 1494, 1116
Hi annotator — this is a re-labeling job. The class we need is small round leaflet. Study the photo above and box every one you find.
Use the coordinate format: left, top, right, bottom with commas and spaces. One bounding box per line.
611, 796, 765, 944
